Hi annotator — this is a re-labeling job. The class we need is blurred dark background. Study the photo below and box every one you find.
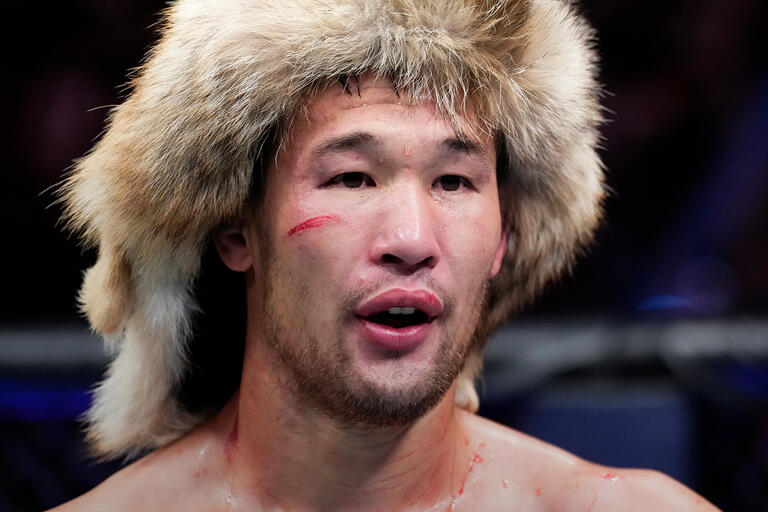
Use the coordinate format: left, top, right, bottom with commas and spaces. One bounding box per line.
1, 1, 767, 510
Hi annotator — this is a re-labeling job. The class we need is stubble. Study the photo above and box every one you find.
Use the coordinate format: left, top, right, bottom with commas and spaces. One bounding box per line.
257, 252, 488, 428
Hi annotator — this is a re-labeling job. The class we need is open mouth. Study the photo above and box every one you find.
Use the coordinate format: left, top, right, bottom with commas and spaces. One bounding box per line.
354, 289, 442, 350
365, 307, 430, 329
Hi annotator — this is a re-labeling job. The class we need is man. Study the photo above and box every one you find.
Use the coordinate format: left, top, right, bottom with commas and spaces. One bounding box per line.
53, 0, 719, 510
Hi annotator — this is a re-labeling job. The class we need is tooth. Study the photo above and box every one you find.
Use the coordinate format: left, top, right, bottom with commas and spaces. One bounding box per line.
387, 307, 416, 315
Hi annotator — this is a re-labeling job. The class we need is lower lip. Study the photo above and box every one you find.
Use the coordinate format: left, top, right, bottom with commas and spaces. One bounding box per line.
357, 317, 433, 351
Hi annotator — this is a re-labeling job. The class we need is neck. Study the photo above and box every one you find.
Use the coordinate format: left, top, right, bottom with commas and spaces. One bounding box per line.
215, 337, 472, 511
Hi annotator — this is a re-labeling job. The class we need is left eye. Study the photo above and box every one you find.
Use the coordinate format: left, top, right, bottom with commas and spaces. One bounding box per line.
326, 172, 376, 188
433, 175, 470, 192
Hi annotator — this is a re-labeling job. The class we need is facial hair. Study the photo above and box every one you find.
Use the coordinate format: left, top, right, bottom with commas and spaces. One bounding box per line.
254, 233, 489, 428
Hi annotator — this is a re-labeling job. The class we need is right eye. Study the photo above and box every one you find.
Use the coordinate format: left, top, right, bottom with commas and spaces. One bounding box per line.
326, 172, 376, 189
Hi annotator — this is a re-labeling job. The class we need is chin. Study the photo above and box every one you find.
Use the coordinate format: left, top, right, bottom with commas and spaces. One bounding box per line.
330, 375, 455, 428
322, 348, 465, 428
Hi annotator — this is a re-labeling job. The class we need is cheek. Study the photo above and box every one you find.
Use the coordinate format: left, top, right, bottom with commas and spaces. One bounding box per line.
443, 205, 502, 274
280, 211, 358, 276
282, 210, 378, 294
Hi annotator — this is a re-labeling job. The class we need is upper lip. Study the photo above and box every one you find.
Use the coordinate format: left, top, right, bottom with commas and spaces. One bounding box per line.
355, 288, 443, 319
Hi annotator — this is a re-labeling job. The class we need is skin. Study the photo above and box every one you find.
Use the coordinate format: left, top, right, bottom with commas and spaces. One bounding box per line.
50, 77, 721, 512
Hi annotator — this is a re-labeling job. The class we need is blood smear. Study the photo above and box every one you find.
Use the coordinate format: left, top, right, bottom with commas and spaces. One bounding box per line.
457, 447, 485, 495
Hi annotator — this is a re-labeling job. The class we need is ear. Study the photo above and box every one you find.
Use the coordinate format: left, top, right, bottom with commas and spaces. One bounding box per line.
213, 220, 253, 272
490, 224, 510, 278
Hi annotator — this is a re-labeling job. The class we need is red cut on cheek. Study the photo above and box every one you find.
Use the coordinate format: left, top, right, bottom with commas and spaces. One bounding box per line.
286, 215, 340, 238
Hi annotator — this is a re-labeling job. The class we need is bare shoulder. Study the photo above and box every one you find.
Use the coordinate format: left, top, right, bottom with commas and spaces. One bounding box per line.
45, 449, 180, 512
45, 427, 220, 512
556, 465, 723, 512
597, 467, 721, 511
461, 411, 721, 511
45, 455, 153, 512
459, 409, 589, 474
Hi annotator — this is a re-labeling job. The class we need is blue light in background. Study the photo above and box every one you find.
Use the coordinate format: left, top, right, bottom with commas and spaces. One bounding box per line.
638, 294, 692, 311
0, 377, 91, 421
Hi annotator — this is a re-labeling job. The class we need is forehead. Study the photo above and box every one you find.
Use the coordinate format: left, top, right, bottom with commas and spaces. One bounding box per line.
275, 74, 493, 163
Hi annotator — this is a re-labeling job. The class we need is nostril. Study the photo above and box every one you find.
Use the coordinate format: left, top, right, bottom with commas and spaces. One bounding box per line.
419, 255, 436, 268
381, 253, 436, 269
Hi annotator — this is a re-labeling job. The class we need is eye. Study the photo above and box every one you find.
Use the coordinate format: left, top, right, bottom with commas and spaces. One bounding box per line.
326, 172, 376, 188
433, 175, 470, 192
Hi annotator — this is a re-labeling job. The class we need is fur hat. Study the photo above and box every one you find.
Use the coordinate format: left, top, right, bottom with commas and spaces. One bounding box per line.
62, 0, 604, 459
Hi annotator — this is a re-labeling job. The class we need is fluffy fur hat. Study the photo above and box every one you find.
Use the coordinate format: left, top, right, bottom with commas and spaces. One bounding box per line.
62, 0, 604, 459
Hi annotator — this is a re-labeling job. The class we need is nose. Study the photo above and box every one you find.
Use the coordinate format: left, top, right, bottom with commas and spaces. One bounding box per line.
370, 181, 440, 274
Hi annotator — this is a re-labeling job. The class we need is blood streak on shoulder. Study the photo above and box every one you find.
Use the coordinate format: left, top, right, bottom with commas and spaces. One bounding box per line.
602, 473, 626, 484
456, 442, 486, 496
286, 215, 340, 237
587, 472, 627, 511
223, 413, 239, 461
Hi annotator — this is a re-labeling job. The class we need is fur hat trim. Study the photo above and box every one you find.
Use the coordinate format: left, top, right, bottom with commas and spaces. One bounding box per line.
62, 0, 604, 458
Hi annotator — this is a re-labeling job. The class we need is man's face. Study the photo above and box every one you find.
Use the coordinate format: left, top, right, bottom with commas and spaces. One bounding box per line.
246, 76, 507, 426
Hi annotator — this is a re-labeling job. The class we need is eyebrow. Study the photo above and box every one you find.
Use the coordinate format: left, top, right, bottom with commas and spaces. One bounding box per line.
439, 136, 489, 158
310, 131, 489, 159
312, 132, 380, 158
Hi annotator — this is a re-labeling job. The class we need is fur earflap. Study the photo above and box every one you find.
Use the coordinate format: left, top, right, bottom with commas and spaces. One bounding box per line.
62, 0, 604, 458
